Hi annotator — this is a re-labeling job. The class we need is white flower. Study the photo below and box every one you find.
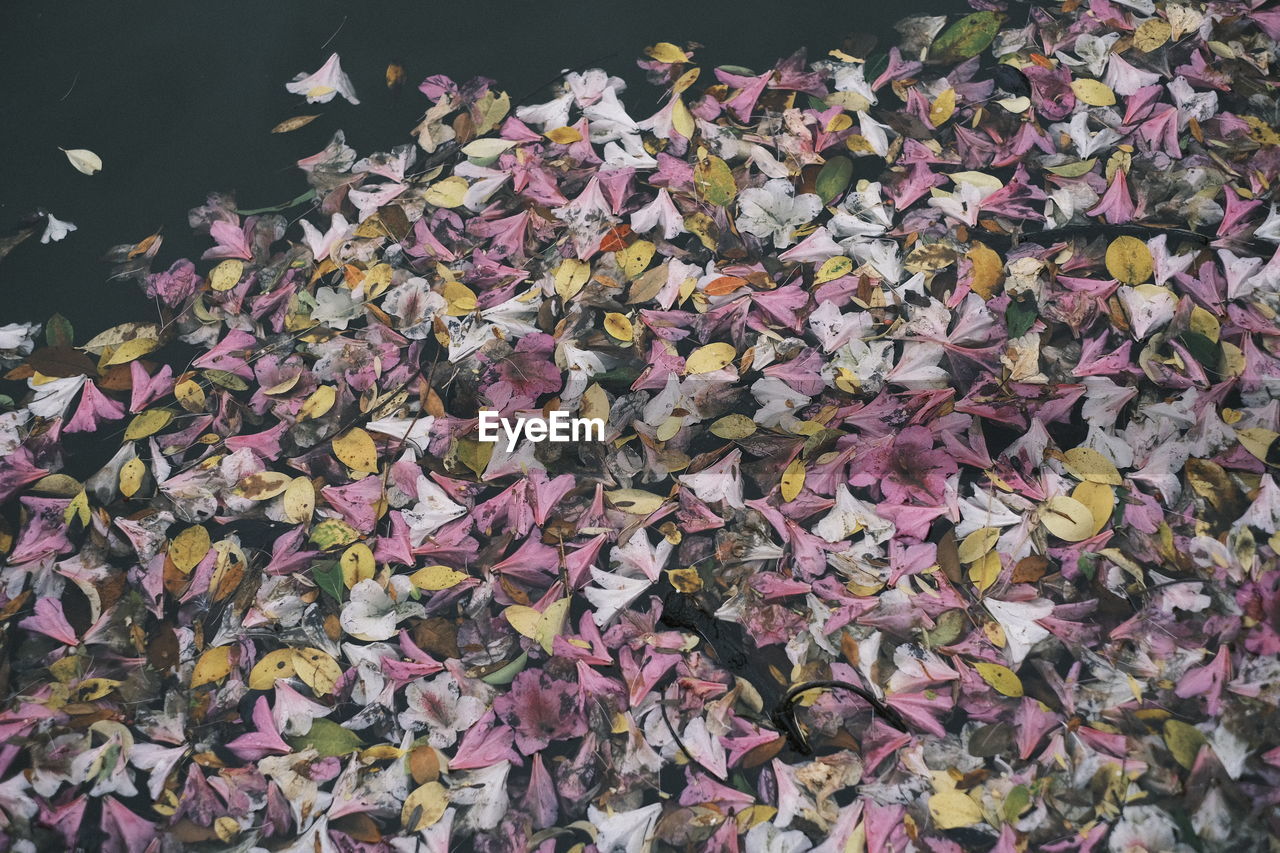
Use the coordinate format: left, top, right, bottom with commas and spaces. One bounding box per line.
1255, 204, 1280, 243
40, 213, 77, 244
1058, 113, 1122, 160
0, 322, 40, 367
1117, 284, 1176, 339
677, 448, 745, 508
402, 474, 467, 545
340, 578, 422, 642
299, 212, 352, 261
736, 179, 822, 248
830, 180, 891, 240
286, 53, 360, 105
1055, 32, 1119, 77
398, 672, 490, 748
588, 803, 664, 853
381, 277, 446, 338
311, 286, 361, 330
629, 188, 685, 240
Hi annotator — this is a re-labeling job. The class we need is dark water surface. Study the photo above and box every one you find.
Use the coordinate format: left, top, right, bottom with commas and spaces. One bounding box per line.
0, 0, 959, 333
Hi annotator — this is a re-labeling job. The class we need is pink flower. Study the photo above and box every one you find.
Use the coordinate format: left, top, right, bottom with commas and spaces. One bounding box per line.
850, 425, 957, 504
494, 670, 587, 754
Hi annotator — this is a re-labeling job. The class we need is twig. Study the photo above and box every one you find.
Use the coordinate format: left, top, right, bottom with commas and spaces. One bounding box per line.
319, 16, 348, 51
58, 71, 80, 102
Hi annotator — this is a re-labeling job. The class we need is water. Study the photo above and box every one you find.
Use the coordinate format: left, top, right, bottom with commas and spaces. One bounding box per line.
0, 0, 957, 333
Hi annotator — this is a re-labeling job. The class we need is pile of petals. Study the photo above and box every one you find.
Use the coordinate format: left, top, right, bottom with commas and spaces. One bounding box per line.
4, 0, 1280, 849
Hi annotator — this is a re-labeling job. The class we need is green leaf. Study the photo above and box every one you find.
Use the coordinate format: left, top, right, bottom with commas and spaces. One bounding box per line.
45, 314, 74, 348
1077, 552, 1098, 580
864, 53, 889, 84
288, 719, 363, 757
1179, 331, 1219, 367
1003, 785, 1031, 821
1045, 159, 1098, 178
1006, 293, 1038, 338
929, 11, 1002, 64
693, 155, 738, 206
235, 189, 317, 216
480, 651, 528, 686
311, 560, 345, 602
815, 156, 854, 204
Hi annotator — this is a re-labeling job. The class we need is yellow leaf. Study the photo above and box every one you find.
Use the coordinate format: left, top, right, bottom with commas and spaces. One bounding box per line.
1070, 78, 1116, 106
214, 816, 240, 843
1061, 447, 1122, 484
300, 386, 336, 420
929, 87, 957, 126
968, 551, 1002, 592
545, 126, 583, 144
685, 342, 737, 374
604, 312, 634, 341
443, 280, 478, 316
64, 489, 90, 527
293, 647, 342, 695
554, 259, 591, 301
958, 527, 1000, 563
209, 259, 244, 292
103, 337, 159, 366
604, 488, 666, 515
667, 567, 703, 593
536, 598, 572, 654
1134, 19, 1171, 52
973, 661, 1024, 697
119, 458, 146, 498
191, 646, 233, 687
309, 518, 360, 549
616, 240, 655, 279
672, 67, 701, 95
171, 525, 212, 574
504, 598, 570, 654
333, 428, 379, 473
124, 409, 173, 441
364, 263, 394, 298
61, 147, 103, 175
175, 379, 206, 412
410, 565, 470, 591
929, 790, 984, 829
780, 459, 806, 502
341, 543, 376, 588
1237, 427, 1279, 465
232, 471, 293, 500
283, 477, 316, 524
1040, 495, 1096, 542
645, 42, 689, 63
1164, 719, 1206, 769
1189, 306, 1220, 343
1105, 236, 1153, 285
1072, 481, 1115, 537
423, 176, 468, 208
248, 649, 297, 690
710, 414, 756, 439
966, 242, 1004, 300
693, 154, 737, 206
402, 781, 449, 832
815, 256, 853, 285
272, 114, 320, 133
671, 97, 695, 139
